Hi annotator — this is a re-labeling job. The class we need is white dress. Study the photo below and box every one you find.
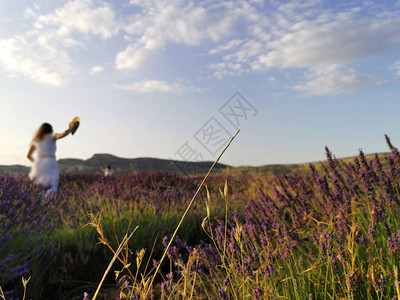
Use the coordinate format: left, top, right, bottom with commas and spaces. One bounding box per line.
29, 135, 59, 188
104, 168, 115, 176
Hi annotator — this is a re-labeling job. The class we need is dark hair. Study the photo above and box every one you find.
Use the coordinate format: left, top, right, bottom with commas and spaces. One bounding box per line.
107, 165, 111, 169
33, 123, 53, 141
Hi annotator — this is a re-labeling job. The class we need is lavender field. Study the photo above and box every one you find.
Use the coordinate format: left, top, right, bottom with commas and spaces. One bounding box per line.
2, 137, 400, 299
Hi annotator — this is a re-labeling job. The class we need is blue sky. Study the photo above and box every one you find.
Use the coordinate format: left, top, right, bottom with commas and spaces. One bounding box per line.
1, 0, 400, 167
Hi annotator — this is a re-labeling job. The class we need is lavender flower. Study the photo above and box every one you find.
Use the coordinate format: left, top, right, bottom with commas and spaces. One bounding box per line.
374, 274, 386, 293
253, 287, 263, 299
346, 273, 359, 292
388, 231, 400, 254
219, 287, 228, 300
124, 280, 129, 289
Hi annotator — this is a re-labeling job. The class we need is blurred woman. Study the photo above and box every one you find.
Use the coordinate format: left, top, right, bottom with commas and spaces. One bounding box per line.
104, 165, 115, 176
27, 121, 79, 201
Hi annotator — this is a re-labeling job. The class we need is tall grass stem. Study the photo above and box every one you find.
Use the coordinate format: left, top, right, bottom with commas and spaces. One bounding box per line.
145, 129, 240, 297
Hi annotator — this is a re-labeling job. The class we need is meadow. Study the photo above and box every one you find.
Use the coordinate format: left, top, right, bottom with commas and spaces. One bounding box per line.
2, 136, 400, 299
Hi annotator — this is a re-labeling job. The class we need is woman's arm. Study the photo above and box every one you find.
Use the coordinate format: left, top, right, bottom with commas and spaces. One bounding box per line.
54, 128, 72, 140
27, 145, 35, 162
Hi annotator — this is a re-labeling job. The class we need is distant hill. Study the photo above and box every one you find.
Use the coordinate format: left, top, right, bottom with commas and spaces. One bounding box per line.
228, 152, 392, 177
58, 154, 232, 175
0, 165, 30, 175
0, 152, 392, 177
0, 154, 229, 176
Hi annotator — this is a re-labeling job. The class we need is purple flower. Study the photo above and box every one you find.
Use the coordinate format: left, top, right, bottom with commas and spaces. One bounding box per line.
374, 274, 386, 293
223, 277, 230, 288
166, 272, 173, 280
243, 257, 253, 277
152, 259, 158, 269
219, 287, 228, 300
331, 253, 338, 272
319, 232, 335, 254
346, 273, 359, 292
368, 225, 377, 244
388, 231, 400, 254
162, 236, 168, 247
161, 282, 167, 294
264, 264, 275, 277
371, 195, 387, 223
253, 288, 263, 299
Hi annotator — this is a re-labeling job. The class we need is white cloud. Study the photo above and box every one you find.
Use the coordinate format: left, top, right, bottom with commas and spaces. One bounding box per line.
115, 0, 247, 70
293, 66, 372, 95
113, 80, 203, 93
223, 39, 264, 64
35, 0, 120, 39
89, 65, 105, 75
391, 61, 400, 76
0, 34, 75, 86
207, 1, 400, 94
0, 0, 118, 85
208, 61, 245, 79
256, 17, 400, 70
115, 36, 164, 70
2, 0, 400, 94
209, 39, 243, 55
24, 7, 37, 19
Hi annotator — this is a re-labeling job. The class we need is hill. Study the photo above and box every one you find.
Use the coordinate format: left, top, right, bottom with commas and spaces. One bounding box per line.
0, 154, 229, 175
0, 152, 392, 176
228, 152, 392, 177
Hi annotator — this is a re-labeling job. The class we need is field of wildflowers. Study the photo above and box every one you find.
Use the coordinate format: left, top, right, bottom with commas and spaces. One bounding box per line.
0, 170, 253, 299
2, 136, 400, 299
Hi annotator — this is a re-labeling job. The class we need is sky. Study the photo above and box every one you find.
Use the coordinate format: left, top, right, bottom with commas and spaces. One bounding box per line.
1, 0, 400, 167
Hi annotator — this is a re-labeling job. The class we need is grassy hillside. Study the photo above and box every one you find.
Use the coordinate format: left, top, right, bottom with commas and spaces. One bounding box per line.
0, 154, 229, 175
229, 152, 392, 177
0, 152, 392, 177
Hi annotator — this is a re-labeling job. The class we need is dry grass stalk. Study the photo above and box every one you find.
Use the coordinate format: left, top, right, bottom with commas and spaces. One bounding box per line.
144, 129, 240, 297
92, 226, 138, 300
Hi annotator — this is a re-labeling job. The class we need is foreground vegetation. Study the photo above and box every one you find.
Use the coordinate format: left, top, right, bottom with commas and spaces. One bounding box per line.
2, 136, 400, 299
0, 170, 256, 299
